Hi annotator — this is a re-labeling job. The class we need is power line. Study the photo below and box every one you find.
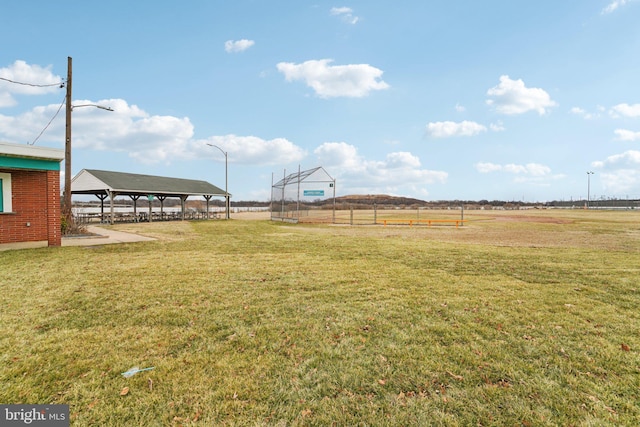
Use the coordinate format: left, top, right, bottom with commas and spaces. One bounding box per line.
29, 95, 66, 145
0, 76, 65, 88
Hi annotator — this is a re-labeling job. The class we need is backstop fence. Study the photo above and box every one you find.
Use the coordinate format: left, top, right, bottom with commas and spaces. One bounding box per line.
270, 166, 336, 223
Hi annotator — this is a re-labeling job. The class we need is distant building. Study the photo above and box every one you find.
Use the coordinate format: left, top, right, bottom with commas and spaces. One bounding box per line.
0, 142, 65, 250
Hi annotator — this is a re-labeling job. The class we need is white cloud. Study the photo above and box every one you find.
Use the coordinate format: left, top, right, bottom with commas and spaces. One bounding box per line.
330, 6, 359, 24
476, 161, 560, 186
602, 0, 630, 14
330, 7, 353, 15
593, 150, 640, 169
592, 150, 640, 194
0, 98, 305, 165
609, 103, 640, 118
276, 59, 389, 98
597, 170, 640, 194
385, 151, 422, 168
490, 121, 506, 132
570, 107, 594, 119
475, 162, 503, 173
486, 75, 557, 115
0, 60, 63, 107
315, 142, 447, 195
224, 39, 255, 53
570, 106, 604, 120
314, 141, 361, 169
614, 129, 640, 141
476, 162, 552, 176
198, 135, 305, 165
454, 103, 466, 112
426, 120, 487, 138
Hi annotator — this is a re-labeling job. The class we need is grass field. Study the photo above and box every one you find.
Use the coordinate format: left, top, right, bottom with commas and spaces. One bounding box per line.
1, 209, 639, 425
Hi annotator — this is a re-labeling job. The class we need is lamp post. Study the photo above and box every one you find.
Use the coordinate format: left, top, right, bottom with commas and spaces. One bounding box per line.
63, 56, 114, 226
206, 143, 229, 219
586, 171, 594, 209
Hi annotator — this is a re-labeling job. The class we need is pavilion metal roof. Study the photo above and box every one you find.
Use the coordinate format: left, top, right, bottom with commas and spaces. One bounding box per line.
71, 169, 228, 198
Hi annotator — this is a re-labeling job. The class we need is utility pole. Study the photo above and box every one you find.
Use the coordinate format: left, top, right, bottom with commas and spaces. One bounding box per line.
63, 56, 73, 224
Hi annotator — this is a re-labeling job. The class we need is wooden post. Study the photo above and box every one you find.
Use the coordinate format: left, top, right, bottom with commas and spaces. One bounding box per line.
63, 56, 73, 224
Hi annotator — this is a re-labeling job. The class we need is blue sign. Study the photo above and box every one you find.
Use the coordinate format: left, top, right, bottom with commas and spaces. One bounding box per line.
304, 190, 324, 196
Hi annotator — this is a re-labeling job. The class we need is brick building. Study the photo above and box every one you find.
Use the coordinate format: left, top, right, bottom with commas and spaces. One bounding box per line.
0, 142, 65, 250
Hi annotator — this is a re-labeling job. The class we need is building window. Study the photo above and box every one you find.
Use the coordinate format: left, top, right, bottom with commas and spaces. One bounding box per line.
0, 172, 12, 213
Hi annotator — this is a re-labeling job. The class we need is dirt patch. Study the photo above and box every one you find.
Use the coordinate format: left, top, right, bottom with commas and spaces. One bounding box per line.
232, 211, 271, 220
493, 215, 573, 224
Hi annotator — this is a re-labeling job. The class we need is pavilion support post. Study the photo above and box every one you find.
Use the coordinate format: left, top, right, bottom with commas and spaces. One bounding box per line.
96, 193, 108, 223
204, 195, 212, 219
148, 196, 153, 223
107, 190, 118, 225
157, 196, 167, 220
180, 195, 188, 220
130, 195, 141, 222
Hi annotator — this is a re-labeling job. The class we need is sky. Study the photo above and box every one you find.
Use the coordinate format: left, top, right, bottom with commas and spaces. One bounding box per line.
1, 0, 640, 203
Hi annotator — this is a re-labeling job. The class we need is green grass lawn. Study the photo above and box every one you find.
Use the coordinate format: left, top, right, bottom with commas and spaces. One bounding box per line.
1, 211, 639, 426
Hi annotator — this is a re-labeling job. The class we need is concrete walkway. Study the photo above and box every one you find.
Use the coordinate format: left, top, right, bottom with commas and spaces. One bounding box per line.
62, 225, 155, 247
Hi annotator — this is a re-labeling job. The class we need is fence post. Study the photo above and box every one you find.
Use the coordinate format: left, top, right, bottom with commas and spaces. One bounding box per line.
350, 205, 353, 225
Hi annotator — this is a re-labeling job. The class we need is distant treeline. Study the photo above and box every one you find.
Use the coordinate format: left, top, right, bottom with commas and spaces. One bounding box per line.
75, 196, 638, 209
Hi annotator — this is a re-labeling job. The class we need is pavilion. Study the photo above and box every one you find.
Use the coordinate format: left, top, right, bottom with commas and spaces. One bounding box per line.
71, 169, 229, 224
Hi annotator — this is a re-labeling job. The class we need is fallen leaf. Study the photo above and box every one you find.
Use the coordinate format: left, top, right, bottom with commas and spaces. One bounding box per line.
621, 343, 631, 352
301, 409, 312, 417
87, 399, 98, 410
148, 378, 153, 391
120, 387, 129, 396
378, 379, 386, 385
446, 371, 464, 381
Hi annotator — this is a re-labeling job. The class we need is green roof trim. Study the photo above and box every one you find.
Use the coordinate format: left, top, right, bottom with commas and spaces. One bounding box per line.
0, 156, 61, 171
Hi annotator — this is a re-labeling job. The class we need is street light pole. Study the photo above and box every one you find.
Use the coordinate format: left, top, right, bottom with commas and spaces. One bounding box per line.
587, 171, 594, 209
207, 143, 229, 219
